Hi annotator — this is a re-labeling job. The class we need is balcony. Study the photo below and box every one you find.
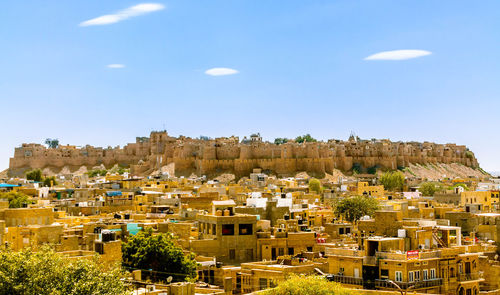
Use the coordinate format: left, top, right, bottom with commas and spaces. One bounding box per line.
457, 272, 483, 282
375, 278, 443, 290
327, 274, 363, 286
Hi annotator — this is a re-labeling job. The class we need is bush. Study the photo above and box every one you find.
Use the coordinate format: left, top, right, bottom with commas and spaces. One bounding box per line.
0, 246, 125, 295
26, 169, 43, 182
262, 275, 355, 295
379, 171, 405, 191
122, 228, 198, 282
334, 196, 379, 222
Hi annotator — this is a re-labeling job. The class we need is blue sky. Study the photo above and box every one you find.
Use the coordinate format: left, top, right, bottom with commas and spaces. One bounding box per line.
1, 1, 499, 171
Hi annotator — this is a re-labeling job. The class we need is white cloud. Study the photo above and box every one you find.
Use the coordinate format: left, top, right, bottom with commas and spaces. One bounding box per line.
80, 3, 165, 27
205, 68, 239, 76
364, 49, 432, 61
107, 64, 125, 68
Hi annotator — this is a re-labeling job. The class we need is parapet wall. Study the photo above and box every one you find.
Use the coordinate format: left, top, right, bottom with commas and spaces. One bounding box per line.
8, 131, 480, 177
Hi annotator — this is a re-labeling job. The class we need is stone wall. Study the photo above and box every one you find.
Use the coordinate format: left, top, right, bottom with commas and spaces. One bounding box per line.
8, 131, 480, 178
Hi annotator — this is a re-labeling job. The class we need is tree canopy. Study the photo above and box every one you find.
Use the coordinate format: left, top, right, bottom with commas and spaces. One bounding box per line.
295, 134, 317, 143
87, 169, 108, 178
263, 275, 355, 295
274, 138, 289, 145
0, 192, 31, 208
419, 182, 443, 196
0, 247, 125, 295
44, 138, 59, 149
333, 195, 379, 222
122, 228, 198, 282
43, 176, 58, 187
379, 171, 405, 191
26, 169, 43, 182
308, 178, 323, 194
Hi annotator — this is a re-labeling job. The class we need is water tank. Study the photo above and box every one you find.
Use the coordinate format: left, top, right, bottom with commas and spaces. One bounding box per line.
216, 210, 223, 216
223, 209, 230, 216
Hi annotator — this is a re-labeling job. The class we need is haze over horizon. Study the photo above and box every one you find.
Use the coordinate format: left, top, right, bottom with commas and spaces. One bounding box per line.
1, 1, 500, 172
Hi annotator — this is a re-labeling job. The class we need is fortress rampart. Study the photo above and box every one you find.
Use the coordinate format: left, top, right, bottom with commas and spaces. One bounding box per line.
8, 131, 479, 177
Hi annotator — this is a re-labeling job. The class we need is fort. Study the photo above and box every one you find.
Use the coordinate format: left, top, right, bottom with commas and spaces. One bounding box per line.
8, 131, 480, 178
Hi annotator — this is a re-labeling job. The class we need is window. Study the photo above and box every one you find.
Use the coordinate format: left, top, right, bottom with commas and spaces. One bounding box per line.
423, 269, 428, 280
288, 247, 294, 255
381, 269, 389, 278
307, 247, 313, 252
222, 224, 234, 235
278, 248, 284, 256
430, 269, 436, 279
408, 271, 414, 282
395, 271, 403, 282
414, 270, 420, 281
339, 267, 345, 273
212, 224, 217, 235
239, 224, 253, 235
229, 249, 236, 260
259, 278, 268, 290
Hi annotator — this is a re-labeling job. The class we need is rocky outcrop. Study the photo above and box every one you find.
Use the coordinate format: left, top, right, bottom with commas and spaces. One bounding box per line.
8, 131, 480, 178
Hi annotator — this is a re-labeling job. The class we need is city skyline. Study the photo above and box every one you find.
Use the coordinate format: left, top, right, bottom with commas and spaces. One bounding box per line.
1, 1, 499, 171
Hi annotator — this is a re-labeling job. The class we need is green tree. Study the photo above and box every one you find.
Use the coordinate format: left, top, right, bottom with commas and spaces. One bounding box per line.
26, 169, 43, 182
122, 228, 198, 282
333, 195, 379, 222
274, 138, 289, 145
352, 163, 363, 174
44, 138, 59, 149
295, 134, 317, 143
0, 247, 125, 295
308, 178, 323, 194
43, 176, 57, 187
419, 182, 443, 196
263, 275, 355, 295
87, 169, 108, 177
379, 171, 405, 191
0, 192, 31, 208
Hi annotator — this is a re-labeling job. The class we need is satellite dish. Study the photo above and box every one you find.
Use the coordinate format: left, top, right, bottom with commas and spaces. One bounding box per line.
167, 276, 173, 283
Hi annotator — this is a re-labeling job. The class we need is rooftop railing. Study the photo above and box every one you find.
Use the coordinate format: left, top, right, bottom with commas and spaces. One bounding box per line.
326, 274, 363, 286
375, 278, 443, 290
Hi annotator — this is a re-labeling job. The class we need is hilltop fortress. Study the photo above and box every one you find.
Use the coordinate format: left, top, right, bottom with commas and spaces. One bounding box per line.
9, 131, 479, 178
